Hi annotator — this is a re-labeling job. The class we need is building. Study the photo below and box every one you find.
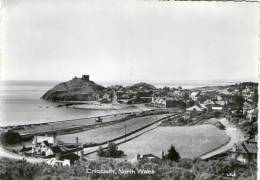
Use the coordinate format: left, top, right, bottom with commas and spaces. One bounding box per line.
137, 153, 162, 162
32, 135, 56, 156
47, 158, 71, 167
32, 135, 55, 145
246, 108, 258, 121
182, 112, 191, 121
190, 91, 200, 101
212, 106, 223, 111
229, 140, 257, 165
152, 98, 166, 108
186, 104, 207, 112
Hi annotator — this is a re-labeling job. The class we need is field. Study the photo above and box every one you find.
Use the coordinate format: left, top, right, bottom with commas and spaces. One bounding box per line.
118, 124, 230, 161
57, 114, 173, 144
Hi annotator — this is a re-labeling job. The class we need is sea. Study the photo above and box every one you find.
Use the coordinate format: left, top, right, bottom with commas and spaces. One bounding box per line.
0, 80, 237, 127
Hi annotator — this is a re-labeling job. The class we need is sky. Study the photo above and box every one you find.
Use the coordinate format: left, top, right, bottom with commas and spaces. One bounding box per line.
0, 0, 259, 83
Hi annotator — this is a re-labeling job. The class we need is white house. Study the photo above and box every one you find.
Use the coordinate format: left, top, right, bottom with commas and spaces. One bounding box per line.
246, 108, 258, 121
32, 135, 55, 145
46, 158, 71, 167
230, 140, 257, 165
186, 104, 207, 112
190, 91, 200, 101
152, 98, 166, 108
212, 107, 223, 111
203, 99, 215, 106
32, 135, 56, 156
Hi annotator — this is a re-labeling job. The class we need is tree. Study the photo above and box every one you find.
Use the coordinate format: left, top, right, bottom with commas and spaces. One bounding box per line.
252, 88, 258, 104
0, 130, 22, 145
106, 142, 118, 157
98, 142, 124, 158
233, 95, 244, 108
165, 145, 180, 162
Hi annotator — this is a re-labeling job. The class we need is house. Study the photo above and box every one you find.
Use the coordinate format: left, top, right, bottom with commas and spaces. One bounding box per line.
137, 153, 161, 162
46, 145, 70, 157
242, 102, 253, 115
246, 108, 258, 121
152, 98, 166, 108
31, 135, 56, 156
46, 158, 71, 167
46, 145, 82, 158
32, 135, 55, 145
203, 99, 215, 106
212, 106, 223, 111
229, 140, 257, 165
214, 100, 226, 106
101, 93, 112, 103
186, 104, 207, 112
190, 91, 200, 101
183, 112, 191, 121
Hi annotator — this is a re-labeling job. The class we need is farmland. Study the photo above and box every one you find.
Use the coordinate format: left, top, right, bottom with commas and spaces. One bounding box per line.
118, 124, 230, 161
57, 113, 173, 144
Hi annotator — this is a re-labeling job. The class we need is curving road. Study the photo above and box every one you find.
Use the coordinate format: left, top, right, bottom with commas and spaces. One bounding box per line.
200, 118, 245, 160
0, 145, 47, 163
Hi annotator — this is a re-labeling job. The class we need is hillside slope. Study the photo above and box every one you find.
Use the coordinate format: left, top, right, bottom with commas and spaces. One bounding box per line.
41, 75, 106, 101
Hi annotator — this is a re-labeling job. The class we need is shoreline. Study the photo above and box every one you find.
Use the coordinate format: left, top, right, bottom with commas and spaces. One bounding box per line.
3, 109, 169, 139
0, 103, 154, 128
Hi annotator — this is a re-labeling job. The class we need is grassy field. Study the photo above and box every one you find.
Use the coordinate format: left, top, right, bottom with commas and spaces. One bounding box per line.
118, 124, 230, 161
57, 114, 172, 144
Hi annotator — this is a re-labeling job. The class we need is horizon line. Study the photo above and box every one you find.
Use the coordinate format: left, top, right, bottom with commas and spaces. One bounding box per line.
0, 78, 258, 84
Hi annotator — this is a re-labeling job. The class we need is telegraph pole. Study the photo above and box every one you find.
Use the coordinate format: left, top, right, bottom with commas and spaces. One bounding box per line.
124, 125, 127, 141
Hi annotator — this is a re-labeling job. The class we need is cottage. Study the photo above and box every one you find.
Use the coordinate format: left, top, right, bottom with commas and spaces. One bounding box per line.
31, 135, 56, 156
243, 102, 253, 115
46, 150, 80, 167
46, 158, 71, 167
152, 98, 166, 108
137, 153, 161, 162
190, 91, 200, 101
186, 104, 207, 112
183, 111, 191, 121
212, 106, 223, 111
214, 100, 226, 106
203, 99, 215, 106
229, 140, 257, 164
246, 108, 258, 121
32, 135, 55, 145
45, 145, 70, 157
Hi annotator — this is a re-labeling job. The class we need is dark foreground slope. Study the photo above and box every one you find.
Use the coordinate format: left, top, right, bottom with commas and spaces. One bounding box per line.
0, 158, 256, 180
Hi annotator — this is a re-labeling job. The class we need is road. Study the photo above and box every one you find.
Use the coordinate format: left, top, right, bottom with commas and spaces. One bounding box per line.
0, 146, 46, 163
200, 118, 245, 160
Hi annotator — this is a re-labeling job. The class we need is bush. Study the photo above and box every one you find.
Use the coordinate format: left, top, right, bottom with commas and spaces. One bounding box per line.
0, 130, 22, 145
165, 145, 180, 162
98, 143, 124, 158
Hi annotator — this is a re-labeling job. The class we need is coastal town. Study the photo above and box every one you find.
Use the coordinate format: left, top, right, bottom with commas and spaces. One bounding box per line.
0, 75, 258, 179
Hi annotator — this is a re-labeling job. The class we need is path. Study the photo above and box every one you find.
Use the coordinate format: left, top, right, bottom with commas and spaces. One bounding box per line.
200, 118, 245, 160
0, 146, 46, 164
